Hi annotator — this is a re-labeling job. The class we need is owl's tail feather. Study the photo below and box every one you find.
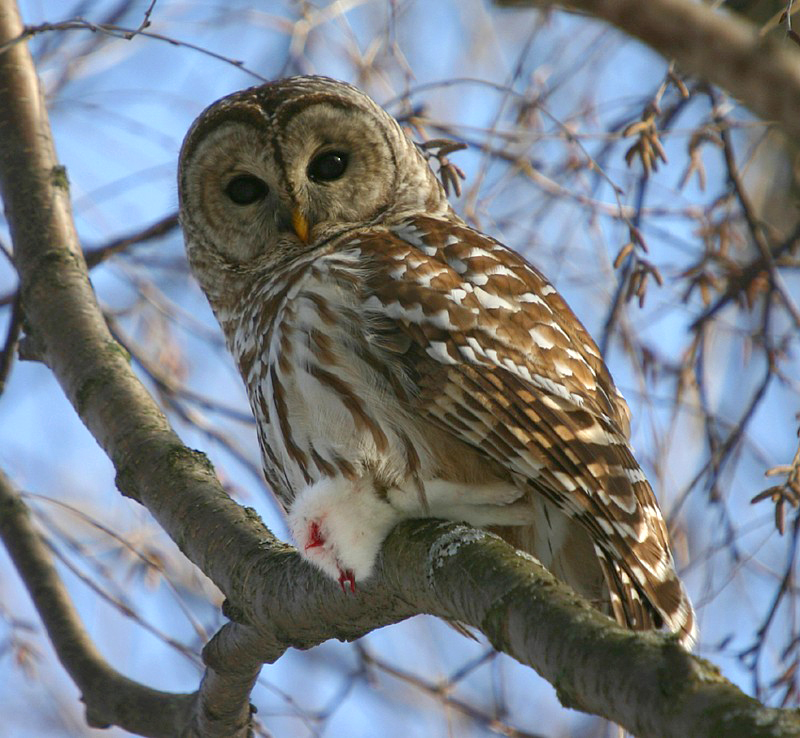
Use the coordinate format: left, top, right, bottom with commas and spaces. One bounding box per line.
598, 552, 697, 650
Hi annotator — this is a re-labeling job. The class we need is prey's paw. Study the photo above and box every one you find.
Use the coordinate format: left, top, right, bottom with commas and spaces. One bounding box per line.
301, 520, 356, 593
338, 568, 356, 593
288, 476, 402, 590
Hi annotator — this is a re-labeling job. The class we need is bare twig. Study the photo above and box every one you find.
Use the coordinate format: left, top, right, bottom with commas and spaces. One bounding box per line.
690, 220, 800, 331
0, 292, 20, 395
752, 426, 800, 534
417, 138, 468, 196
84, 212, 179, 268
129, 0, 158, 38
0, 17, 267, 81
710, 90, 800, 331
356, 644, 546, 738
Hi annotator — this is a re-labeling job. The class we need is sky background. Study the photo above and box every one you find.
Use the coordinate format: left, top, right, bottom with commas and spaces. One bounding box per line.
1, 1, 798, 736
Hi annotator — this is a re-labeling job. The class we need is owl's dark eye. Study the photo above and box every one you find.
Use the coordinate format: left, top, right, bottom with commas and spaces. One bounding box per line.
307, 151, 349, 182
224, 175, 268, 205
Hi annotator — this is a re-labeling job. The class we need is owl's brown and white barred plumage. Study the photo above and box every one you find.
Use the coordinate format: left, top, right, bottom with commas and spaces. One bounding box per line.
178, 75, 696, 648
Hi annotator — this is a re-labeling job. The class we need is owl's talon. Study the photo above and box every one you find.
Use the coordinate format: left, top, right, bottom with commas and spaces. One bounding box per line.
338, 568, 356, 593
305, 521, 325, 550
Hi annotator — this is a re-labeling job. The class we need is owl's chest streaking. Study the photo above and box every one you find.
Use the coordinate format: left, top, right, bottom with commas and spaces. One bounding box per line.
224, 240, 431, 506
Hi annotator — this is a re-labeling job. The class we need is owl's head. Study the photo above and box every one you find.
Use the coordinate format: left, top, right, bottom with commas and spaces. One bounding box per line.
179, 76, 451, 278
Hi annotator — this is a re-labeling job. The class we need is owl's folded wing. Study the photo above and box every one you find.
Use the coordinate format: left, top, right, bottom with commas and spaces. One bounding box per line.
351, 215, 696, 647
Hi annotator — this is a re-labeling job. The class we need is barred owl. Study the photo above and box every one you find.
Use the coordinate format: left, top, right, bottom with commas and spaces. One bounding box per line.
178, 75, 696, 648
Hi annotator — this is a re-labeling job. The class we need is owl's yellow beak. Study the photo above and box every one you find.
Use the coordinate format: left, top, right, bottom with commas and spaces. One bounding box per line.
291, 209, 309, 244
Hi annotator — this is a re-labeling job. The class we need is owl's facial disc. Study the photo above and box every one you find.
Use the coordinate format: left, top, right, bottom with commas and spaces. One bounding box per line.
179, 79, 450, 271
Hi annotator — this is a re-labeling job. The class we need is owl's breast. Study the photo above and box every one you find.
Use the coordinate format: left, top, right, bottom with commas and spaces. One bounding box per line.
235, 249, 425, 503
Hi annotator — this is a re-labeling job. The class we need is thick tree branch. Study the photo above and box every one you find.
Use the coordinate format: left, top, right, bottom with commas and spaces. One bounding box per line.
496, 0, 800, 139
2, 1, 800, 736
203, 517, 800, 738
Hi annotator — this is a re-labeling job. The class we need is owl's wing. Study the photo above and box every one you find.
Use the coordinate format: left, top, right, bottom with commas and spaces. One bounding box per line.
351, 215, 695, 647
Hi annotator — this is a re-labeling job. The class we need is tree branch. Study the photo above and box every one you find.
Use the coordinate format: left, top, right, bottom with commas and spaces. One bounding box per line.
495, 0, 800, 139
84, 212, 179, 268
1, 1, 799, 736
0, 469, 196, 736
